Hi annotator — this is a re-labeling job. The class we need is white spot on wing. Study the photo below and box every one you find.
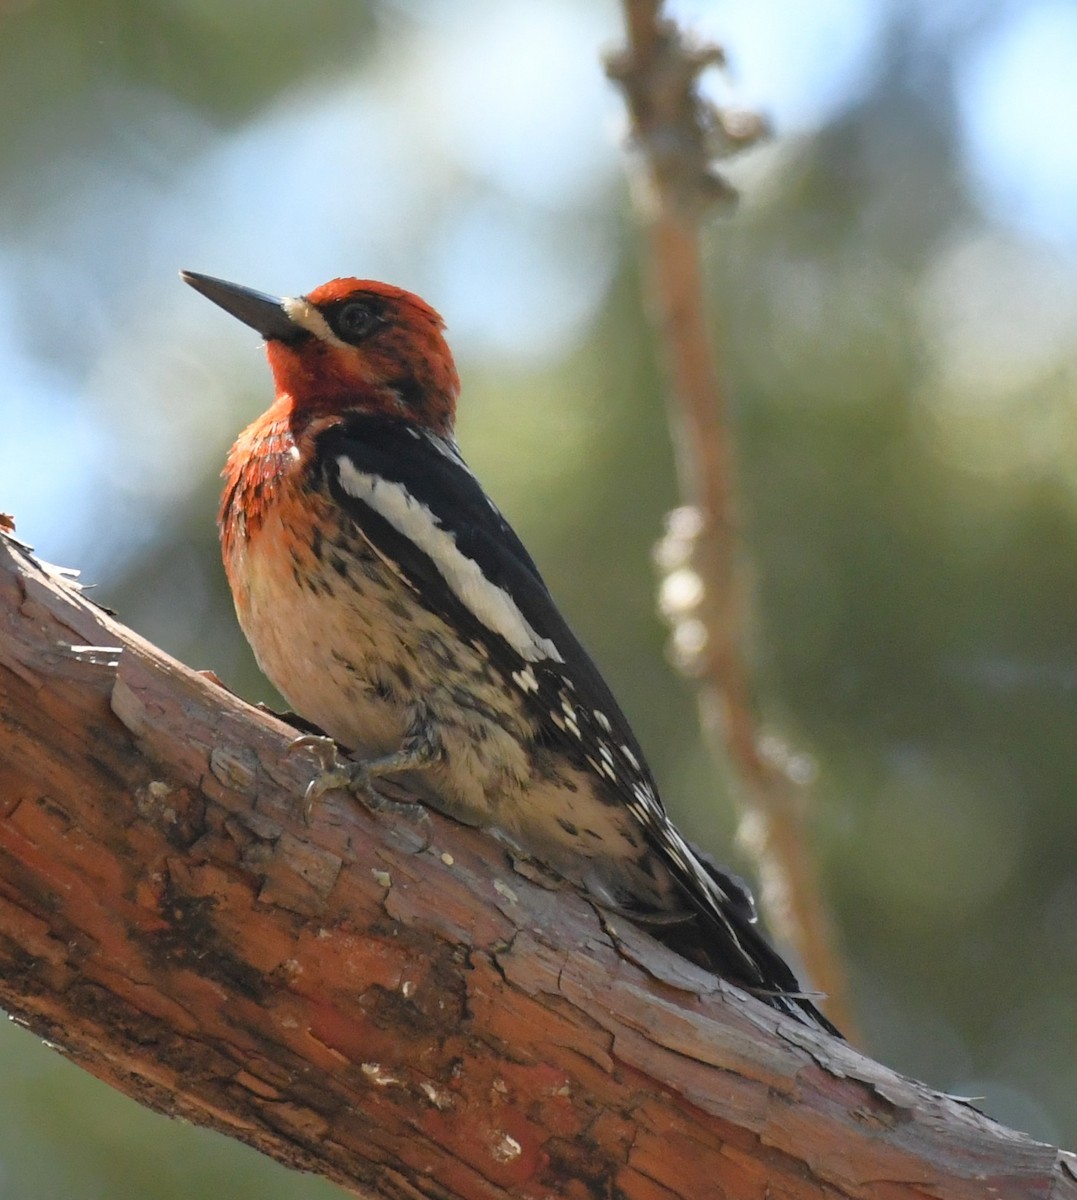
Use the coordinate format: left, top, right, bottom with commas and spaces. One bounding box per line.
336, 458, 564, 664
512, 666, 539, 694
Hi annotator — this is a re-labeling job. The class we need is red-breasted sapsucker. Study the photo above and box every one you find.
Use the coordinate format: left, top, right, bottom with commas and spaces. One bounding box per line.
183, 269, 838, 1035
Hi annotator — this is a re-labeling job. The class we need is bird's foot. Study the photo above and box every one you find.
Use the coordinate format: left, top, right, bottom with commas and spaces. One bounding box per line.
288, 734, 433, 824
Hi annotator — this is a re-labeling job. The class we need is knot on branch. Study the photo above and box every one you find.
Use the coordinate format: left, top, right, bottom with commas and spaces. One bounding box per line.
654, 504, 709, 676
606, 16, 768, 218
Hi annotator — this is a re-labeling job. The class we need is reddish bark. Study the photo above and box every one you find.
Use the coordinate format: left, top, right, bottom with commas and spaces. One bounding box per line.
0, 532, 1073, 1199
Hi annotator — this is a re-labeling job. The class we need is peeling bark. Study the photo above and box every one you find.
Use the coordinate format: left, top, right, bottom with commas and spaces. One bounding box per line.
0, 532, 1073, 1199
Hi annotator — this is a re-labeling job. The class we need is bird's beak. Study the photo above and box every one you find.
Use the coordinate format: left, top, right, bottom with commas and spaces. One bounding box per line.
181, 271, 305, 343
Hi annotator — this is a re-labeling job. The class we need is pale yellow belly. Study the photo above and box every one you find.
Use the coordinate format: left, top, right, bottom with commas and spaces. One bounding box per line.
226, 506, 673, 912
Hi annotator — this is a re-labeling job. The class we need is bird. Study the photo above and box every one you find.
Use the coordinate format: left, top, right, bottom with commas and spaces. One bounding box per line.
182, 269, 839, 1035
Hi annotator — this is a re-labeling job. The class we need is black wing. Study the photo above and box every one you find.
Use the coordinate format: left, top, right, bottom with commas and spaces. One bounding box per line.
316, 413, 654, 780
315, 414, 839, 1034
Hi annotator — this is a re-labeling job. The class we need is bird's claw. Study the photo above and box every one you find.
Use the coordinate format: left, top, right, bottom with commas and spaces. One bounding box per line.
288, 734, 377, 823
288, 734, 430, 824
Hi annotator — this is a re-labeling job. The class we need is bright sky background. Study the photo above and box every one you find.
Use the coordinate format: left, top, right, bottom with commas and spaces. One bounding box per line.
4, 0, 1077, 571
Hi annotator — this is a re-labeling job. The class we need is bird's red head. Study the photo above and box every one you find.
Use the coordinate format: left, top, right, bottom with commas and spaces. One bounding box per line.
182, 272, 460, 437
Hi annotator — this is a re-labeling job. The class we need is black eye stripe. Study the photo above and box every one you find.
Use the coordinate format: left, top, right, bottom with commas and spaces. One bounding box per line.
323, 298, 386, 344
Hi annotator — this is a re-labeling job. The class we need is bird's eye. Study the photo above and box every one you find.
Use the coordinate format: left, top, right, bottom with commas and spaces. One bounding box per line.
333, 301, 380, 343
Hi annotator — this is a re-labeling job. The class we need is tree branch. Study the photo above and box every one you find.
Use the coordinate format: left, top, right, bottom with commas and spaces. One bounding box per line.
0, 533, 1074, 1197
607, 0, 855, 1035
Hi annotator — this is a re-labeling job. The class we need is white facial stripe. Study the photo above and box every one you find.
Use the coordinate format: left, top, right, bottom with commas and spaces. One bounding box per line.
336, 458, 564, 664
282, 296, 349, 348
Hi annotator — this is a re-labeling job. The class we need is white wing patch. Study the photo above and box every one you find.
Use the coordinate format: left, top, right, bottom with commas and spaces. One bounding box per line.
336, 457, 564, 665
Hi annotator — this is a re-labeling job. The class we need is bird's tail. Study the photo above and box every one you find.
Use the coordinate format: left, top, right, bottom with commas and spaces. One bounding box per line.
656, 848, 843, 1038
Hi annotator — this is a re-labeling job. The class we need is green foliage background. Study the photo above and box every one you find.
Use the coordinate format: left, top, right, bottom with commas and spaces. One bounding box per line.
2, 1, 1076, 1195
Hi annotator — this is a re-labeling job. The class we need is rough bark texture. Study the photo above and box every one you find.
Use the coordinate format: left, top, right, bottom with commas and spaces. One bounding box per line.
0, 530, 1074, 1200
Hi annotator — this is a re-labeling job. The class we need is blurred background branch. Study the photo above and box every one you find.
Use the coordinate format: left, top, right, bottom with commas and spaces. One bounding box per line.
608, 0, 854, 1036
